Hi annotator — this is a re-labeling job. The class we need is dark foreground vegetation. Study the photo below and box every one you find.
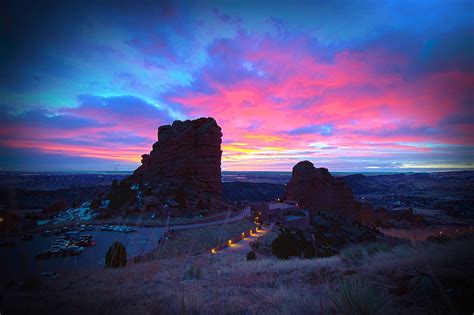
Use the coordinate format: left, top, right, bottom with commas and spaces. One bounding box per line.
2, 234, 473, 314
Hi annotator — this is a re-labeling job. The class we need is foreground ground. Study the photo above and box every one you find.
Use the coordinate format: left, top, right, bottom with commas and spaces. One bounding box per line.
2, 233, 473, 314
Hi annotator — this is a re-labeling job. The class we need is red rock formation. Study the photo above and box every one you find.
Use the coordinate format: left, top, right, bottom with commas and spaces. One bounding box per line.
130, 117, 223, 195
284, 161, 358, 220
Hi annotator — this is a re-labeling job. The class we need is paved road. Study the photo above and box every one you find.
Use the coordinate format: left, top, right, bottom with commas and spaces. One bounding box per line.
218, 223, 273, 256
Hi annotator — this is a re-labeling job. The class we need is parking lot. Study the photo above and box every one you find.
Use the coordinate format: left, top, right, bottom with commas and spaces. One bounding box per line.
0, 225, 166, 280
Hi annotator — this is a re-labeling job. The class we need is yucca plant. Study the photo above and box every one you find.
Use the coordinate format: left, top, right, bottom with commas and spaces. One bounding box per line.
327, 278, 387, 315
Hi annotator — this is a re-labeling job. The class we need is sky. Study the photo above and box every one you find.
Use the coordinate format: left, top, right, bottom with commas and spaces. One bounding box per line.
0, 0, 473, 172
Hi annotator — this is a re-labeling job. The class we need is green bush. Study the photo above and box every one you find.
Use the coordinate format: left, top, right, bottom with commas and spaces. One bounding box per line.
105, 241, 127, 268
327, 278, 387, 315
246, 250, 257, 261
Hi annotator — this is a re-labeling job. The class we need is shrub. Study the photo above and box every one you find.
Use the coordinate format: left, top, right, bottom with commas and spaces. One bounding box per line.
90, 198, 102, 210
196, 199, 207, 209
365, 242, 392, 255
411, 266, 437, 296
105, 242, 127, 268
272, 229, 300, 259
246, 250, 257, 261
183, 265, 202, 280
327, 278, 387, 315
340, 244, 369, 266
297, 231, 316, 258
175, 189, 188, 208
108, 182, 135, 210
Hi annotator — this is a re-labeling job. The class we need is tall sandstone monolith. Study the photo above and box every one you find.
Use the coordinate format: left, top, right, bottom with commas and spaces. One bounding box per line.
130, 117, 223, 195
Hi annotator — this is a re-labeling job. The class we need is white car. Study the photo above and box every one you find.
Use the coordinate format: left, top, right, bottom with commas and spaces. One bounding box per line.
50, 245, 66, 251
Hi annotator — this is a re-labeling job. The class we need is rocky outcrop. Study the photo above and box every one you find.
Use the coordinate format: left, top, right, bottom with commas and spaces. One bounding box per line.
284, 160, 426, 228
284, 161, 358, 220
130, 117, 223, 195
114, 117, 229, 214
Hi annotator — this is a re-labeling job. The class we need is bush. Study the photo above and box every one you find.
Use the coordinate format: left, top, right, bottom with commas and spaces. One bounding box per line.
246, 250, 257, 261
105, 242, 127, 268
108, 182, 135, 210
365, 242, 392, 255
90, 198, 102, 210
296, 231, 316, 258
272, 229, 301, 259
175, 189, 188, 208
327, 278, 387, 315
271, 229, 316, 259
340, 244, 369, 266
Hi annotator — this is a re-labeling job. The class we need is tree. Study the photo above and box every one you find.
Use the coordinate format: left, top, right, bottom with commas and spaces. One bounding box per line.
111, 179, 119, 191
105, 241, 127, 268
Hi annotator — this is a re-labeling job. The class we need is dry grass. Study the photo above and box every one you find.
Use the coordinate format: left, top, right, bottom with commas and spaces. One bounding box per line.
4, 235, 473, 314
149, 220, 255, 259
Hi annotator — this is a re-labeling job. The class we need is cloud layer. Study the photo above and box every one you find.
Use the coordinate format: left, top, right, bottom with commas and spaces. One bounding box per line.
0, 0, 473, 171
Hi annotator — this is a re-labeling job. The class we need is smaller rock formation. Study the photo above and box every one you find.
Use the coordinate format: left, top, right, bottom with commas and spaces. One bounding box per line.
284, 160, 425, 228
284, 161, 358, 220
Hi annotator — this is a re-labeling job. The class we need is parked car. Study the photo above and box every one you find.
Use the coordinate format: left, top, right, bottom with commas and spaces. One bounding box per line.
41, 230, 52, 237
52, 229, 61, 235
61, 227, 70, 232
51, 249, 62, 257
67, 245, 84, 252
74, 239, 96, 247
61, 248, 81, 256
65, 231, 79, 239
86, 225, 95, 231
35, 250, 53, 260
20, 234, 33, 240
81, 234, 93, 240
39, 271, 61, 279
50, 243, 67, 250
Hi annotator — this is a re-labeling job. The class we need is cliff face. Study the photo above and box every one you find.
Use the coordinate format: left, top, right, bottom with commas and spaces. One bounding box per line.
131, 117, 223, 195
284, 161, 357, 220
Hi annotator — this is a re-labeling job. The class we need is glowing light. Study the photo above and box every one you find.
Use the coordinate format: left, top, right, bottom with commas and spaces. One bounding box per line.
211, 248, 216, 254
228, 240, 232, 245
